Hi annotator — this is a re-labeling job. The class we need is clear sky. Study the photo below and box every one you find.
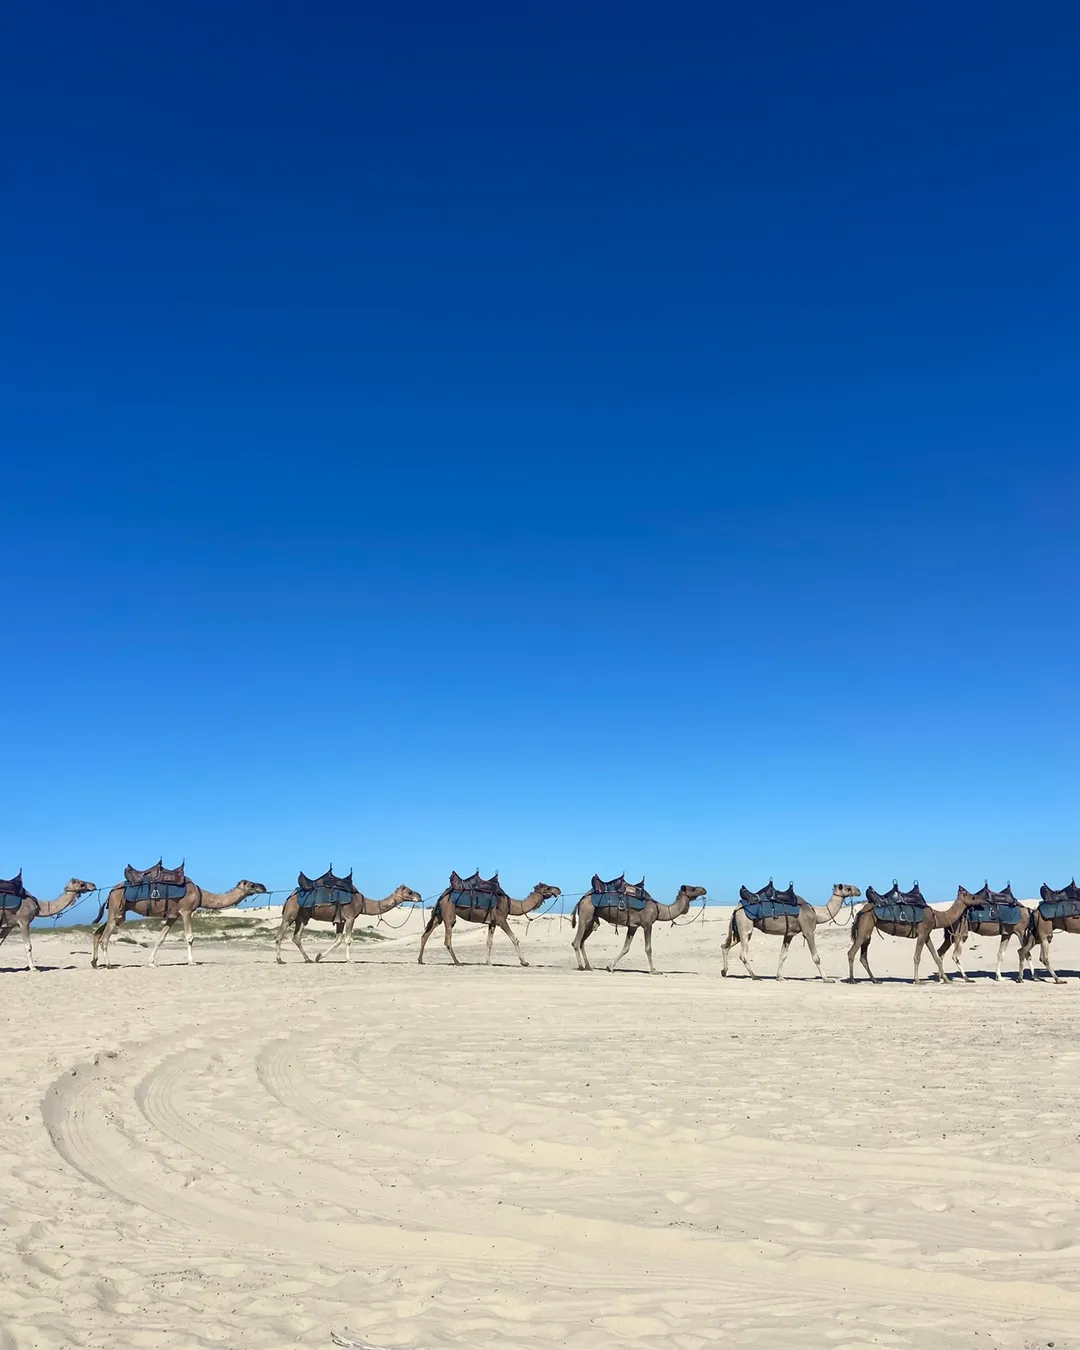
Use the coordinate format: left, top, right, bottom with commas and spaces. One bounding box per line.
3, 1, 1078, 916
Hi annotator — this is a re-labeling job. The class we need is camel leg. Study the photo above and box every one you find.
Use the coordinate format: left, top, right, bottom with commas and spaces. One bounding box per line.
417, 909, 440, 965
344, 917, 355, 963
292, 918, 314, 963
914, 933, 947, 984
720, 923, 732, 976
274, 917, 288, 964
1038, 933, 1063, 984
574, 917, 594, 970
92, 913, 119, 969
495, 916, 529, 967
608, 926, 637, 972
147, 917, 177, 967
17, 920, 36, 972
181, 910, 196, 966
736, 920, 758, 979
856, 937, 877, 983
317, 923, 346, 963
776, 934, 794, 980
485, 923, 496, 965
992, 935, 1007, 982
951, 932, 972, 983
643, 924, 657, 975
442, 914, 462, 966
803, 928, 831, 982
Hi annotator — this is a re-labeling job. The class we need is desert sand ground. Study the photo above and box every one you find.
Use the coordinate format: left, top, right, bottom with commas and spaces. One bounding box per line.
2, 906, 1079, 1350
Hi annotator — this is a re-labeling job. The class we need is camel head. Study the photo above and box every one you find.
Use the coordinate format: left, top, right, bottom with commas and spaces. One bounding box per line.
834, 883, 861, 900
236, 879, 268, 898
534, 883, 562, 901
66, 878, 97, 897
680, 885, 708, 902
392, 885, 423, 906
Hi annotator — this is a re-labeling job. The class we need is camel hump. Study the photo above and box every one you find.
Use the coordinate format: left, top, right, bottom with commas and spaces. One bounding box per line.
0, 869, 26, 910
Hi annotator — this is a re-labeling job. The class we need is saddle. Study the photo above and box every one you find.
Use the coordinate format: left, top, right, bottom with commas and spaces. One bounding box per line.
867, 881, 928, 927
122, 860, 188, 908
1039, 879, 1080, 922
590, 873, 652, 913
448, 870, 506, 910
738, 879, 800, 920
0, 869, 27, 912
296, 868, 358, 909
963, 882, 1022, 928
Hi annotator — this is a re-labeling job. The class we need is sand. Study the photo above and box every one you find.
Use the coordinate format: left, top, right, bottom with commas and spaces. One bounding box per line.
2, 906, 1079, 1349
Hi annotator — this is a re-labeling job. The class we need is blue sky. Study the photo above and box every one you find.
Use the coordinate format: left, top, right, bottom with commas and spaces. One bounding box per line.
2, 1, 1077, 917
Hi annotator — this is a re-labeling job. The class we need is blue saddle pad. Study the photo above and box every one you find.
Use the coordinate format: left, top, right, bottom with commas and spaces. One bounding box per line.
1039, 898, 1080, 921
593, 892, 647, 912
297, 885, 354, 909
873, 902, 926, 925
967, 902, 1022, 927
743, 899, 800, 920
450, 888, 500, 910
123, 881, 186, 905
0, 894, 24, 912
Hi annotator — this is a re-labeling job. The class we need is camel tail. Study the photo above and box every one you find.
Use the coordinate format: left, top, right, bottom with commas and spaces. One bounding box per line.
570, 901, 580, 931
92, 897, 108, 925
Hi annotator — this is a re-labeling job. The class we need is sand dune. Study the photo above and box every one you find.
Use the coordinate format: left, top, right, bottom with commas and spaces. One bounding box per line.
2, 910, 1079, 1348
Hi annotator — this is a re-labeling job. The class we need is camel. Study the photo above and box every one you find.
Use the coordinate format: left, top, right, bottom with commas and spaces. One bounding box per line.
1018, 880, 1080, 984
720, 882, 862, 980
275, 883, 421, 963
572, 881, 707, 974
937, 884, 1034, 983
417, 872, 561, 967
0, 875, 96, 971
847, 883, 980, 984
91, 865, 267, 968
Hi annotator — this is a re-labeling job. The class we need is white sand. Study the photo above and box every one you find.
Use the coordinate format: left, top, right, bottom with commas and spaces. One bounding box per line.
3, 907, 1080, 1349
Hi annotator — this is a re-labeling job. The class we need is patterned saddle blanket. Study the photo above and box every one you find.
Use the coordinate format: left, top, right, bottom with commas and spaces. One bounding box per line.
448, 870, 506, 910
590, 874, 652, 913
964, 883, 1022, 928
123, 860, 188, 906
0, 870, 27, 912
739, 880, 800, 920
867, 882, 928, 926
297, 868, 358, 908
1039, 880, 1080, 922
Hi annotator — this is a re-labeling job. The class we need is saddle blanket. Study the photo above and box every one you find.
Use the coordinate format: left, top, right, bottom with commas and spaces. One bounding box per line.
123, 881, 187, 906
297, 885, 354, 908
450, 889, 500, 910
872, 902, 927, 925
593, 893, 647, 912
0, 893, 24, 912
1039, 898, 1080, 922
967, 902, 1023, 927
743, 899, 799, 920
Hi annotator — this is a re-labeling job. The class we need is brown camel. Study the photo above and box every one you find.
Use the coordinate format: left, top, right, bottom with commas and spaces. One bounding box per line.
91, 863, 267, 968
0, 875, 96, 971
1018, 880, 1080, 984
847, 882, 979, 984
720, 882, 862, 980
937, 884, 1034, 983
275, 883, 421, 963
417, 871, 561, 967
572, 880, 707, 974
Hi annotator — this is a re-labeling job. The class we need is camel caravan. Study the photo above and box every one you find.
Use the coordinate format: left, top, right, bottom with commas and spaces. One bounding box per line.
3, 858, 1080, 982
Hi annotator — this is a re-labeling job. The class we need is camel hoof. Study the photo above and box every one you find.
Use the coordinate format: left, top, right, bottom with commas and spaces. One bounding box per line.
720, 968, 727, 978
1055, 978, 1066, 985
520, 960, 530, 968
